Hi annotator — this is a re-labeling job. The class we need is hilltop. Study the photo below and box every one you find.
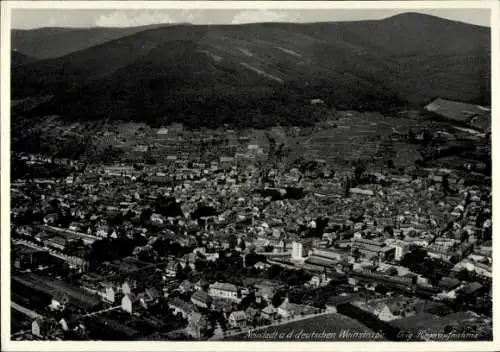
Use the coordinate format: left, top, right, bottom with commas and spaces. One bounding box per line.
11, 51, 36, 67
11, 23, 179, 59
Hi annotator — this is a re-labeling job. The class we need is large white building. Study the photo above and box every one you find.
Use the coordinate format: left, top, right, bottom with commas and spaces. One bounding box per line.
388, 240, 411, 261
208, 282, 239, 300
291, 239, 313, 260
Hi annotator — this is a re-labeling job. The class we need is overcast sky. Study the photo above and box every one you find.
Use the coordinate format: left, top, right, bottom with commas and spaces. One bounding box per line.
12, 9, 490, 29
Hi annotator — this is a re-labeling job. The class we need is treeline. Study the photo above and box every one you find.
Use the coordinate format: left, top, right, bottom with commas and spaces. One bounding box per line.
27, 78, 402, 129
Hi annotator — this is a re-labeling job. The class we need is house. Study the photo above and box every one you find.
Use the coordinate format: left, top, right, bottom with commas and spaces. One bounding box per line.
43, 213, 59, 225
150, 213, 166, 225
162, 279, 181, 297
165, 261, 180, 277
308, 274, 330, 289
254, 261, 271, 270
191, 290, 212, 309
101, 283, 115, 303
168, 297, 195, 319
261, 305, 278, 321
122, 280, 136, 295
12, 245, 41, 270
438, 277, 461, 292
373, 302, 400, 321
277, 298, 319, 319
464, 260, 492, 278
95, 224, 110, 238
50, 292, 69, 311
208, 282, 239, 300
228, 310, 247, 329
180, 254, 197, 271
121, 294, 135, 313
351, 238, 395, 261
69, 222, 82, 232
157, 127, 169, 135
220, 156, 234, 169
32, 318, 47, 338
205, 252, 220, 262
59, 318, 69, 331
139, 287, 161, 304
179, 280, 195, 294
459, 282, 483, 296
310, 98, 325, 105
291, 239, 313, 260
195, 278, 209, 291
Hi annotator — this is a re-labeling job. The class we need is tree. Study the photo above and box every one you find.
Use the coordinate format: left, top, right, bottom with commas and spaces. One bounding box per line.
422, 129, 433, 145
239, 293, 255, 311
228, 234, 238, 249
442, 174, 451, 195
267, 264, 284, 279
344, 177, 351, 198
400, 247, 428, 273
455, 269, 475, 282
133, 163, 144, 171
408, 129, 416, 143
245, 253, 266, 267
272, 291, 285, 308
262, 245, 274, 253
352, 248, 362, 262
194, 259, 207, 272
383, 226, 394, 236
239, 240, 246, 251
175, 264, 186, 280
354, 162, 366, 183
140, 208, 153, 225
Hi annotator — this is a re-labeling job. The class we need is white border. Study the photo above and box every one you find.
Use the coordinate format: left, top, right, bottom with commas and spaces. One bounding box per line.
4, 1, 498, 10
1, 1, 499, 351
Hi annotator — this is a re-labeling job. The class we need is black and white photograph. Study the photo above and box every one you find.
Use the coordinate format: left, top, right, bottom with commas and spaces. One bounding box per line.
2, 1, 497, 349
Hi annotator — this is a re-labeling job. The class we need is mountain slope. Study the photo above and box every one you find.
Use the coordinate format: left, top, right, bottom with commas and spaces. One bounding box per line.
11, 24, 180, 59
11, 51, 36, 67
13, 13, 490, 128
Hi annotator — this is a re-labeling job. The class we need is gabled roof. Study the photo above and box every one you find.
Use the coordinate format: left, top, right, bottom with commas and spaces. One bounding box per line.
210, 282, 238, 292
191, 290, 211, 303
169, 297, 194, 314
262, 305, 277, 314
461, 281, 483, 295
438, 277, 461, 289
229, 310, 247, 321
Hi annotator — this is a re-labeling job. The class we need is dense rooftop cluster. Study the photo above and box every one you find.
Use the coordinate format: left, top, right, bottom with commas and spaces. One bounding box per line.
11, 108, 492, 342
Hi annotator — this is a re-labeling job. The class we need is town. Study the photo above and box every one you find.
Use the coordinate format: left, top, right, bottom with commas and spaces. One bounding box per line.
10, 99, 492, 341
